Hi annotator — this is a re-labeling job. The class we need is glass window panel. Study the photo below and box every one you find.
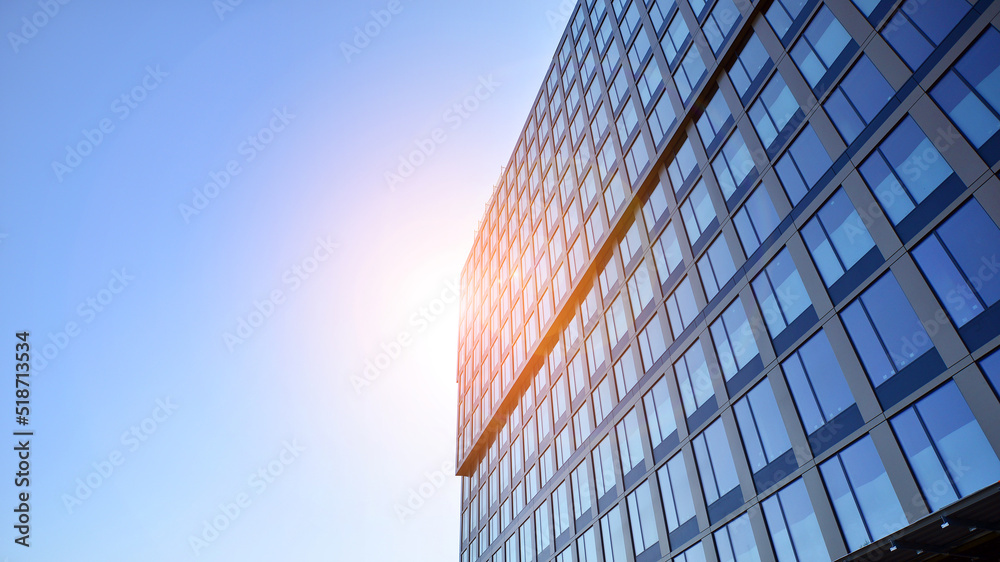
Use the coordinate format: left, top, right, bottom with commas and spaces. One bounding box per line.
676, 340, 713, 416
659, 451, 696, 531
698, 233, 738, 301
751, 248, 811, 337
713, 130, 756, 199
762, 479, 831, 562
715, 512, 761, 562
626, 481, 660, 552
749, 71, 800, 149
681, 179, 716, 245
841, 272, 932, 385
734, 379, 792, 472
825, 55, 895, 144
644, 374, 678, 447
775, 124, 832, 205
892, 381, 1000, 511
729, 35, 771, 98
710, 298, 760, 380
600, 506, 628, 562
781, 330, 855, 433
821, 436, 906, 549
652, 222, 683, 283
801, 188, 876, 287
693, 418, 740, 503
733, 185, 781, 256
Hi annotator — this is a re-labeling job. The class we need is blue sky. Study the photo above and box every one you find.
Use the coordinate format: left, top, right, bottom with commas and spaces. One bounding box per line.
0, 1, 569, 559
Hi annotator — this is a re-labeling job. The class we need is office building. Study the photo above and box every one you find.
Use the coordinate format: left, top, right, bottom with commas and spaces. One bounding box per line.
454, 0, 1000, 560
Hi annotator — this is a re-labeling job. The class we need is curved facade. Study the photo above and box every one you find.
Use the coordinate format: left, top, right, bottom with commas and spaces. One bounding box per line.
455, 0, 1000, 560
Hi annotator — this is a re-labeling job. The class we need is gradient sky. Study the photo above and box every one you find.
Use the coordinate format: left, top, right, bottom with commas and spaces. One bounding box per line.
0, 1, 570, 560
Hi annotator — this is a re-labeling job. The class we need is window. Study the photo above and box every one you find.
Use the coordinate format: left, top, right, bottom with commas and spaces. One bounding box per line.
733, 185, 782, 257
881, 0, 970, 71
658, 451, 697, 532
626, 481, 660, 553
652, 222, 683, 283
931, 29, 1000, 151
820, 436, 906, 550
628, 27, 652, 74
606, 295, 630, 348
520, 514, 538, 561
637, 312, 669, 371
616, 350, 641, 404
749, 71, 801, 152
914, 199, 1000, 328
859, 116, 955, 226
585, 326, 607, 375
666, 277, 699, 338
627, 260, 655, 319
668, 138, 699, 193
713, 130, 756, 199
680, 179, 716, 245
675, 542, 708, 562
710, 298, 760, 381
696, 89, 732, 150
790, 6, 852, 90
781, 330, 855, 434
751, 248, 811, 338
762, 479, 831, 562
841, 272, 933, 386
571, 461, 592, 519
535, 500, 552, 553
693, 418, 740, 504
715, 512, 761, 562
593, 376, 616, 425
636, 60, 665, 108
728, 35, 771, 100
617, 408, 645, 474
775, 124, 832, 206
662, 12, 691, 65
676, 46, 708, 102
765, 0, 809, 40
825, 55, 895, 145
643, 179, 670, 231
577, 527, 598, 562
892, 381, 1000, 511
698, 233, 738, 301
735, 379, 792, 473
600, 506, 628, 562
703, 0, 740, 53
675, 340, 713, 417
650, 92, 678, 144
801, 188, 877, 287
644, 374, 678, 448
594, 435, 617, 498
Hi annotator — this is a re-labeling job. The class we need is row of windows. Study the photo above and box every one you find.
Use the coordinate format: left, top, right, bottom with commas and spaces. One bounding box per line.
462, 369, 1000, 561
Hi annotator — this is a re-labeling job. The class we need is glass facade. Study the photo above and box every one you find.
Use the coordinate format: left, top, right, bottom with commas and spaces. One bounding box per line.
456, 1, 1000, 561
